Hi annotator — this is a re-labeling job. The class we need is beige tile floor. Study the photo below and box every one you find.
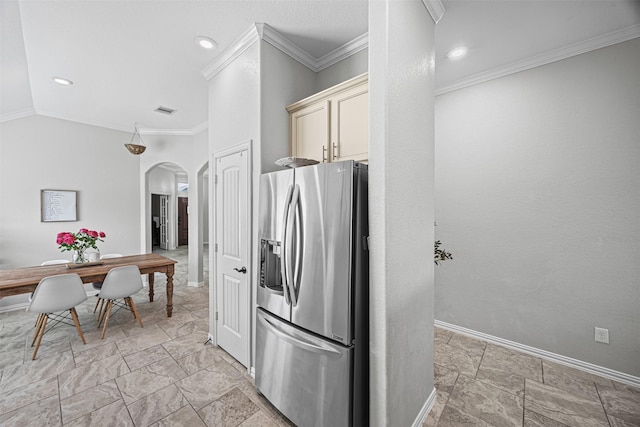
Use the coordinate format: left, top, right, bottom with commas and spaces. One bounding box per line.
427, 328, 640, 427
1, 246, 639, 426
0, 247, 292, 427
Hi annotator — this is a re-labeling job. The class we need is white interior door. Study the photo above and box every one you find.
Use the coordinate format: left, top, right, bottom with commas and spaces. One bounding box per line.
159, 195, 169, 250
215, 148, 249, 367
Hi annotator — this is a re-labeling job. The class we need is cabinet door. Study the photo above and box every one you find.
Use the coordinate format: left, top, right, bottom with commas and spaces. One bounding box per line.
290, 100, 330, 163
331, 84, 368, 163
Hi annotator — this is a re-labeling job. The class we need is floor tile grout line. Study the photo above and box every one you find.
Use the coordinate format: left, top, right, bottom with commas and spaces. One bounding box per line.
522, 377, 526, 427
473, 341, 487, 380
594, 381, 614, 427
56, 372, 63, 426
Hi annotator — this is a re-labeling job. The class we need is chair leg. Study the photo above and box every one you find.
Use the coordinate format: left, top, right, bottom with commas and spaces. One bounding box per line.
101, 300, 114, 339
93, 297, 103, 313
125, 298, 136, 320
127, 297, 144, 328
97, 299, 108, 327
32, 315, 48, 360
33, 313, 42, 329
70, 308, 86, 345
31, 313, 45, 347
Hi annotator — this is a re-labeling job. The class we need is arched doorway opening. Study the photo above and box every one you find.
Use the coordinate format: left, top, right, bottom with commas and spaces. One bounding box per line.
145, 162, 188, 253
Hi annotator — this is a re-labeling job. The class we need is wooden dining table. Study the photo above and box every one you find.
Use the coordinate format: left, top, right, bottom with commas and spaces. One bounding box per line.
0, 253, 178, 317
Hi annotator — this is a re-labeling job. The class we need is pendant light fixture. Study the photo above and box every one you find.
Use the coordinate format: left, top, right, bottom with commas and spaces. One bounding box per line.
124, 123, 146, 155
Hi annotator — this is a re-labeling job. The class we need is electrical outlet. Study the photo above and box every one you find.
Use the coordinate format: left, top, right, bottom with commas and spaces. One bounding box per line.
595, 327, 609, 344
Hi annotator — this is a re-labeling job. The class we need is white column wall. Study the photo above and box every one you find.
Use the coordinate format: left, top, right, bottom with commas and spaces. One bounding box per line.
369, 1, 436, 425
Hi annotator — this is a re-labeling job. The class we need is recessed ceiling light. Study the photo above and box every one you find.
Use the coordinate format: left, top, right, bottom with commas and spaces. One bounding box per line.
52, 77, 73, 86
446, 46, 468, 60
195, 36, 217, 50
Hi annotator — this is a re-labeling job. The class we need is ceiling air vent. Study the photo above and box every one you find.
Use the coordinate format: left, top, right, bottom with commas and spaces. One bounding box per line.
155, 106, 176, 115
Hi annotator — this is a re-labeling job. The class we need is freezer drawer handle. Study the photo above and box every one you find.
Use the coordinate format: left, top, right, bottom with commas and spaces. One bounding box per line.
233, 267, 247, 274
258, 313, 342, 358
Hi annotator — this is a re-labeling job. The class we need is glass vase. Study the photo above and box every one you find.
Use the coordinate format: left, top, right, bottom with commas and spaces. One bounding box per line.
73, 249, 86, 264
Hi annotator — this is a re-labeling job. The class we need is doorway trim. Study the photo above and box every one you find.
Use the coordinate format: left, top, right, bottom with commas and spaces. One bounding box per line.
209, 139, 253, 368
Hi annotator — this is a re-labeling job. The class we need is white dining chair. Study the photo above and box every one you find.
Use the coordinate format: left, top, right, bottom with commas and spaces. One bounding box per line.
97, 265, 143, 339
92, 254, 123, 314
27, 259, 70, 303
27, 273, 88, 360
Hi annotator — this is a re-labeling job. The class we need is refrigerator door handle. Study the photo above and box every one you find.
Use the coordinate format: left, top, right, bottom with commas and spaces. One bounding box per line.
280, 185, 293, 305
291, 188, 303, 306
258, 311, 342, 358
284, 185, 300, 307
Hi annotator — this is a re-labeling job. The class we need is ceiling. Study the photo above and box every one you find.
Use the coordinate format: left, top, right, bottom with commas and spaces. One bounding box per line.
1, 0, 639, 134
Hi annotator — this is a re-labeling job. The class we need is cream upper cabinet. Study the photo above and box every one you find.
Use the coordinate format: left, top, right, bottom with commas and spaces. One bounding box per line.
290, 100, 330, 163
287, 73, 368, 163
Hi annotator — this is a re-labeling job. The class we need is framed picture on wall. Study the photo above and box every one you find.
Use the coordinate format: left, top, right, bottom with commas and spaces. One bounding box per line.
41, 190, 77, 222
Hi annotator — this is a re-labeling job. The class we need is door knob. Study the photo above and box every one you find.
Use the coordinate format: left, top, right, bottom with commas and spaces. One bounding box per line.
234, 267, 247, 274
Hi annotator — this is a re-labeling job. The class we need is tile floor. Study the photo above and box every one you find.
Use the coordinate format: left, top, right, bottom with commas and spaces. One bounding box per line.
1, 247, 639, 426
0, 247, 292, 427
427, 327, 640, 427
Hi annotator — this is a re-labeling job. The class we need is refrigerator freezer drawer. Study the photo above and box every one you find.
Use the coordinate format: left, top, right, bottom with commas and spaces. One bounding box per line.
256, 308, 353, 427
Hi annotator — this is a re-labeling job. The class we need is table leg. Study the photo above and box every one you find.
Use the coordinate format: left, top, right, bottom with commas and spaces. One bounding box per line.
148, 273, 154, 302
166, 265, 174, 318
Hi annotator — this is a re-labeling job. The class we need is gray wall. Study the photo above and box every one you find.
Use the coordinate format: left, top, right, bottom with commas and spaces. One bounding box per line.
260, 41, 316, 174
315, 48, 368, 93
434, 38, 640, 377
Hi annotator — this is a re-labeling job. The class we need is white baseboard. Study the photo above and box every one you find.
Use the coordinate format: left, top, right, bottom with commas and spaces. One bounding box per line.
0, 301, 29, 313
435, 320, 640, 388
412, 387, 437, 427
188, 281, 204, 287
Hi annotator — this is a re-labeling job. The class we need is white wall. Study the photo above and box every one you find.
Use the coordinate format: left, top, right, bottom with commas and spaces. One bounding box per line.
369, 1, 435, 425
0, 115, 140, 309
435, 38, 640, 377
207, 39, 261, 359
140, 131, 208, 287
193, 129, 209, 246
0, 115, 140, 268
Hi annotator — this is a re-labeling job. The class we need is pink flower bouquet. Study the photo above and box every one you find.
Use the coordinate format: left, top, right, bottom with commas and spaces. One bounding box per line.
57, 228, 106, 260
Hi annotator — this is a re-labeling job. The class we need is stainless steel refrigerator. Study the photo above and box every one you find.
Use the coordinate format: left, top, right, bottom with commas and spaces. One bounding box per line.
255, 160, 369, 427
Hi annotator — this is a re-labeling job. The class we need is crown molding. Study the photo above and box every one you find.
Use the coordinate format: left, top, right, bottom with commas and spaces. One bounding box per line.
202, 24, 260, 80
0, 107, 36, 123
422, 0, 446, 24
436, 24, 640, 96
315, 33, 368, 72
261, 24, 368, 72
202, 23, 369, 78
191, 120, 208, 135
257, 23, 318, 70
138, 128, 194, 136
